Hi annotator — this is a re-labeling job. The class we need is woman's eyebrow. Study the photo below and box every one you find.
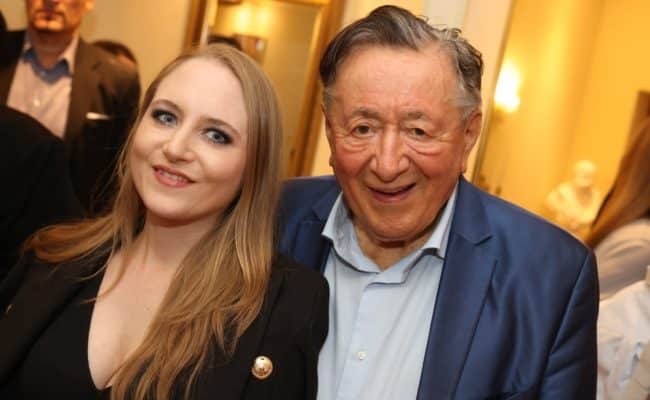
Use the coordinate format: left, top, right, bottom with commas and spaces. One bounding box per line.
203, 116, 242, 139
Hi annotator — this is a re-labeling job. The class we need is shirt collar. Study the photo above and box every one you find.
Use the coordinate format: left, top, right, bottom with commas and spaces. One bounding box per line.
322, 182, 459, 261
22, 31, 79, 74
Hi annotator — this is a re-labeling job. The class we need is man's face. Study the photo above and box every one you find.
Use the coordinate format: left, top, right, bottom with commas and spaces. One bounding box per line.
26, 0, 94, 34
325, 45, 481, 247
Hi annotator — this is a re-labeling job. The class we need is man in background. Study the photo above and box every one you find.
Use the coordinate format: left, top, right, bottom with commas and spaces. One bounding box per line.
0, 0, 140, 214
279, 5, 598, 399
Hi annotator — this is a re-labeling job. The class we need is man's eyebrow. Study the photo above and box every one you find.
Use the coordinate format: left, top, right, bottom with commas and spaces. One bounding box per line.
404, 111, 425, 120
349, 107, 382, 120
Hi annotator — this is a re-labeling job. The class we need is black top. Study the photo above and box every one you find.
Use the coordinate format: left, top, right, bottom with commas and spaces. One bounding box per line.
0, 252, 329, 400
7, 271, 109, 399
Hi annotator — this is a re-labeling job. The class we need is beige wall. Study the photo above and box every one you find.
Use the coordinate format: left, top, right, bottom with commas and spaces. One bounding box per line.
478, 0, 604, 215
0, 0, 191, 92
0, 1, 27, 29
568, 0, 650, 196
461, 0, 513, 179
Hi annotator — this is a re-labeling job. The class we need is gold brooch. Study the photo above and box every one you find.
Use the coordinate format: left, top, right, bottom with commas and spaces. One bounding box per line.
251, 355, 273, 380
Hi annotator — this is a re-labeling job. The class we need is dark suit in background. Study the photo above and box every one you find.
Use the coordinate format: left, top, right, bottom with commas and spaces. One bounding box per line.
0, 30, 140, 214
0, 106, 82, 282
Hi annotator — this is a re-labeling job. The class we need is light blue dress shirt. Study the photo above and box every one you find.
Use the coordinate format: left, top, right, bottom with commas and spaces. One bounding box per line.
7, 33, 77, 138
317, 185, 457, 400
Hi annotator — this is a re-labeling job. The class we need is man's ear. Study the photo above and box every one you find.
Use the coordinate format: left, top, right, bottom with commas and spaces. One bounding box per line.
322, 104, 334, 141
461, 110, 482, 171
321, 104, 336, 168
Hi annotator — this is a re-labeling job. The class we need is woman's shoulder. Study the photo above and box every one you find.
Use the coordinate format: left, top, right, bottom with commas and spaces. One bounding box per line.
0, 249, 108, 311
270, 254, 328, 293
265, 254, 328, 325
598, 218, 650, 249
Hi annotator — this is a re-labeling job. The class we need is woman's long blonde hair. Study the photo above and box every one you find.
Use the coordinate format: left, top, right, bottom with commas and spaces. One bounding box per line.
585, 117, 650, 248
25, 44, 283, 399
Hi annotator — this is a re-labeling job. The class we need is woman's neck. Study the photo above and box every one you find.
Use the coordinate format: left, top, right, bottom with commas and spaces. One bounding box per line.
129, 214, 215, 273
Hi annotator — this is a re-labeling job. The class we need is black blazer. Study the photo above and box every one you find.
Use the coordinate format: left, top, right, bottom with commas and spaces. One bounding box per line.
0, 251, 328, 399
0, 31, 141, 214
0, 106, 82, 281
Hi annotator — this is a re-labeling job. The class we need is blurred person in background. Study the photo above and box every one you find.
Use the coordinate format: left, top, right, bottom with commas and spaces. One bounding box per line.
586, 118, 650, 300
0, 0, 140, 214
0, 105, 81, 282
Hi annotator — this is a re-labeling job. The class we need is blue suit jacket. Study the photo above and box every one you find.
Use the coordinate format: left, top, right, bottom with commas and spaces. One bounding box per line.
278, 176, 598, 400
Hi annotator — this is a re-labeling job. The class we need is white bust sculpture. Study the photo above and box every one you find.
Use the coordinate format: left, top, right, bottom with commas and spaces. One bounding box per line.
546, 160, 602, 237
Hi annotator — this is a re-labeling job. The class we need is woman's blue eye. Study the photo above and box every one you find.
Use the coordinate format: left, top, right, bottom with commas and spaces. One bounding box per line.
205, 128, 231, 144
152, 109, 176, 126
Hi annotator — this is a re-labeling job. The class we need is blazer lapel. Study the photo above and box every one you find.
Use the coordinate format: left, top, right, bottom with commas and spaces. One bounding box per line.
0, 254, 99, 385
292, 220, 331, 274
417, 179, 497, 399
198, 262, 285, 399
65, 39, 98, 144
289, 183, 338, 273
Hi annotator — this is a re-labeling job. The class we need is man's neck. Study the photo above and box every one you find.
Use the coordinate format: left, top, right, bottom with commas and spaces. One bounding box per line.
27, 27, 76, 69
354, 224, 433, 271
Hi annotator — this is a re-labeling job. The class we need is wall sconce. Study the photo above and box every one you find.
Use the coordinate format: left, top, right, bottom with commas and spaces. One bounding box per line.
494, 62, 521, 113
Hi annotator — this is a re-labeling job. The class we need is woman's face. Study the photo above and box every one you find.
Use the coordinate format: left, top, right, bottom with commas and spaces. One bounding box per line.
130, 58, 248, 227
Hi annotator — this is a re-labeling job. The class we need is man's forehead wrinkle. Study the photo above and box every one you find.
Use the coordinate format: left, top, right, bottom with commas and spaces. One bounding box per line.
327, 45, 461, 122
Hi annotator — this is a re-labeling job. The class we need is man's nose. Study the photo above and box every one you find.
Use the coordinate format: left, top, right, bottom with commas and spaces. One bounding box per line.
162, 129, 194, 163
369, 130, 409, 181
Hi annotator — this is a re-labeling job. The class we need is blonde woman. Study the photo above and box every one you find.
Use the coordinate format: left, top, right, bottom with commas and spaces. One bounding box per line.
0, 44, 328, 399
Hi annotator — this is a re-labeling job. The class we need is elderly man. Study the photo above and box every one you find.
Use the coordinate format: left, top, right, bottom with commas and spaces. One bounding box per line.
279, 5, 598, 399
0, 0, 140, 214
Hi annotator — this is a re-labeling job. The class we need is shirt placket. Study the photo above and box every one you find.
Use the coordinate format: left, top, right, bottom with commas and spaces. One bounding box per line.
336, 278, 380, 400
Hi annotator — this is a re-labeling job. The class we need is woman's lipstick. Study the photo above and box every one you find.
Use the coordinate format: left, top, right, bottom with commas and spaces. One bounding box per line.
153, 165, 193, 188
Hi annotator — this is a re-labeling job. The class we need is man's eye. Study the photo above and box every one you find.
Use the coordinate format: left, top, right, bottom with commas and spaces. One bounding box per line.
410, 128, 428, 137
205, 128, 231, 145
152, 109, 176, 126
352, 125, 372, 136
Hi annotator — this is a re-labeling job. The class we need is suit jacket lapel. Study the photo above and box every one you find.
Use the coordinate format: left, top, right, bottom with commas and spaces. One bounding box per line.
0, 253, 101, 385
65, 39, 98, 144
289, 183, 338, 273
417, 179, 497, 399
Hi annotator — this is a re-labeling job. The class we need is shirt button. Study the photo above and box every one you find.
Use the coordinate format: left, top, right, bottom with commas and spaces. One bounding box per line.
357, 351, 367, 360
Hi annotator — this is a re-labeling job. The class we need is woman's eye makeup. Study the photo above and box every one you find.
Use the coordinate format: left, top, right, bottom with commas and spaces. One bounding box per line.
151, 109, 177, 126
204, 128, 232, 145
